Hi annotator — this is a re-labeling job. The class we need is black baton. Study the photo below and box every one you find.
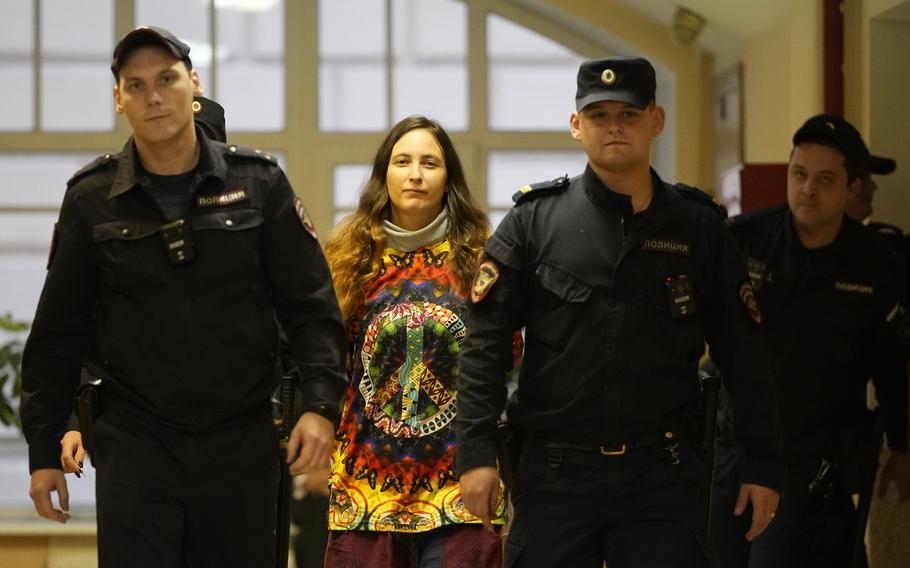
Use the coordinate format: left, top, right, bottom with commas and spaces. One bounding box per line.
275, 371, 299, 568
698, 368, 721, 532
73, 378, 102, 462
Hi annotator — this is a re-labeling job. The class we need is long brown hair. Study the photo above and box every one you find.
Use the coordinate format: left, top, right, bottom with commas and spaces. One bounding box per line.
324, 116, 489, 321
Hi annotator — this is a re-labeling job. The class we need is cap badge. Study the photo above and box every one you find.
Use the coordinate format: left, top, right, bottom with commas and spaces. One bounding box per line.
826, 121, 836, 130
601, 69, 616, 86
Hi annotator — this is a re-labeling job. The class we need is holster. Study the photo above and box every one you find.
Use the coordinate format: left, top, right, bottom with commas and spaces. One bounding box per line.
495, 422, 523, 496
73, 379, 103, 460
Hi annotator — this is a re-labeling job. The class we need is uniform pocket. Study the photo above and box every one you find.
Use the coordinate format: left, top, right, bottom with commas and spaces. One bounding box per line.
535, 261, 593, 303
191, 207, 262, 232
525, 261, 595, 351
190, 207, 265, 284
92, 218, 168, 287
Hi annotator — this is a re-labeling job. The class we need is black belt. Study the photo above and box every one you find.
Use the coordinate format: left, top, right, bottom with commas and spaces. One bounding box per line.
531, 424, 690, 456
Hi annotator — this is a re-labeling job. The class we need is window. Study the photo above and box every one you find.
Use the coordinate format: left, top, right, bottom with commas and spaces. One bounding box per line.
41, 0, 116, 131
0, 0, 35, 131
487, 14, 585, 131
318, 0, 468, 132
333, 164, 371, 225
0, 0, 674, 516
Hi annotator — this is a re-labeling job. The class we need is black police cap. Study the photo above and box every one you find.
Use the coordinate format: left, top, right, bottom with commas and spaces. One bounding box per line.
193, 97, 226, 144
793, 114, 896, 176
575, 57, 656, 111
111, 26, 192, 79
869, 154, 896, 176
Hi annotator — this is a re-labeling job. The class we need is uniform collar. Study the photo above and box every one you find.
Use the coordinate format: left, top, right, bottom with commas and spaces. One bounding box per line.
784, 210, 860, 284
108, 125, 227, 198
583, 165, 672, 237
785, 209, 854, 258
583, 165, 633, 213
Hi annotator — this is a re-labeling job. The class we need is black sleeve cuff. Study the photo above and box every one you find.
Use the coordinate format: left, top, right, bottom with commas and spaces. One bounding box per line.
29, 438, 64, 473
739, 454, 786, 493
455, 436, 498, 476
301, 403, 339, 425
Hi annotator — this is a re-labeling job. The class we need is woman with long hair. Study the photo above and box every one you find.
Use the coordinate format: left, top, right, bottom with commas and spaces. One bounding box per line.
323, 115, 505, 567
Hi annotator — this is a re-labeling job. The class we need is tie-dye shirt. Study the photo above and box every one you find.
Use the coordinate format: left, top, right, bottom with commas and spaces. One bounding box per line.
328, 239, 507, 532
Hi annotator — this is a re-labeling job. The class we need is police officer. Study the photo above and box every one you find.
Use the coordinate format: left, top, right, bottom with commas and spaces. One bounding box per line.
711, 115, 910, 567
455, 56, 784, 568
844, 150, 895, 222
21, 26, 346, 567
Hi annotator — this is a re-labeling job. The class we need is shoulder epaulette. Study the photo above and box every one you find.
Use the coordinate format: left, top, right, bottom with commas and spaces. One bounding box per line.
67, 152, 116, 188
867, 221, 904, 239
512, 175, 569, 204
224, 144, 278, 166
674, 182, 727, 219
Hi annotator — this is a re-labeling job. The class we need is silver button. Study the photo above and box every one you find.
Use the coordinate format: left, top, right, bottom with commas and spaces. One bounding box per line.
228, 145, 237, 152
121, 228, 130, 236
225, 219, 234, 227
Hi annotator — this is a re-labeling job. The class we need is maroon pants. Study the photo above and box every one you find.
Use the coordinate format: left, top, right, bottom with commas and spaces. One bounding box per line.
325, 524, 503, 568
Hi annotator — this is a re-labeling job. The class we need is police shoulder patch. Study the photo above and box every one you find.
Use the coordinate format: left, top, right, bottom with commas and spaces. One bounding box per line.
470, 260, 500, 304
67, 152, 116, 188
225, 144, 279, 166
293, 195, 318, 239
512, 175, 569, 204
674, 183, 727, 218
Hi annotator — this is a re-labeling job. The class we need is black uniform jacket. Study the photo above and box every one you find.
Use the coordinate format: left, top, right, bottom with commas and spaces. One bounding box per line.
21, 129, 347, 472
729, 205, 908, 461
457, 166, 784, 490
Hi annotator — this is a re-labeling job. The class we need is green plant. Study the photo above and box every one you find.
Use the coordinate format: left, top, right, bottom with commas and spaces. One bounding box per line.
0, 312, 29, 430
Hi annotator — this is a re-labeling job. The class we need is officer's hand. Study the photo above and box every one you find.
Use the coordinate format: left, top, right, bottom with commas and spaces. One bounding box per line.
878, 450, 910, 503
459, 466, 501, 533
287, 412, 334, 476
29, 468, 71, 523
734, 482, 780, 541
60, 430, 85, 476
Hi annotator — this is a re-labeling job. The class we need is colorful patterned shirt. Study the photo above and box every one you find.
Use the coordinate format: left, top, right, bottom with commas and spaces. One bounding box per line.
328, 239, 506, 532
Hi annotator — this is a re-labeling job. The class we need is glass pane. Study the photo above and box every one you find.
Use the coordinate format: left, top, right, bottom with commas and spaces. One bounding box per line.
40, 0, 115, 131
0, 0, 34, 131
135, 0, 212, 81
319, 63, 387, 131
216, 0, 285, 131
486, 14, 585, 131
0, 153, 98, 208
334, 164, 371, 209
319, 0, 385, 57
0, 213, 59, 316
41, 63, 116, 131
318, 0, 387, 131
391, 0, 467, 130
0, 0, 32, 52
487, 150, 588, 208
0, 65, 34, 131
